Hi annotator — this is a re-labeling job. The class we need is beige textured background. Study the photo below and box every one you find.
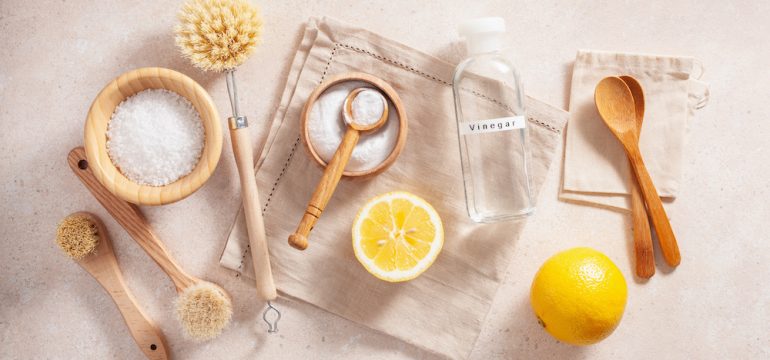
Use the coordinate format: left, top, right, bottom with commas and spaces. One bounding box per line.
1, 1, 768, 359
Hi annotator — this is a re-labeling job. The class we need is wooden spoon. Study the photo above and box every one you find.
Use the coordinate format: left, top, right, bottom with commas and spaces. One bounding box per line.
595, 77, 681, 267
619, 76, 655, 278
289, 88, 389, 250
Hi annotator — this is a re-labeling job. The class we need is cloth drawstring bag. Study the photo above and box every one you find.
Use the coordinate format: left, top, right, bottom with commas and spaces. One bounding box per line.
561, 49, 709, 211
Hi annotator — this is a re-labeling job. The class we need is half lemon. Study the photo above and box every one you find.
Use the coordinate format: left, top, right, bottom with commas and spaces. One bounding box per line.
352, 191, 444, 282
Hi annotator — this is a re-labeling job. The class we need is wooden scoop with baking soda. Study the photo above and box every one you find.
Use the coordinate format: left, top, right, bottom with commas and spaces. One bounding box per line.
289, 88, 390, 250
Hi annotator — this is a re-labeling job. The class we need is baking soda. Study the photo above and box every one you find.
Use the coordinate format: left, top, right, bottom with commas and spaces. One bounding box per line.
349, 89, 385, 126
307, 82, 398, 172
106, 89, 204, 186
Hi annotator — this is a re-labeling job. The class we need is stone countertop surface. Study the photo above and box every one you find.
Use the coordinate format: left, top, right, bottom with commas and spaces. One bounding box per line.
2, 1, 768, 359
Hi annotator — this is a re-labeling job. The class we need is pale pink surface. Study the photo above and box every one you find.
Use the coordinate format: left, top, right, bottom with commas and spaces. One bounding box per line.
1, 1, 768, 359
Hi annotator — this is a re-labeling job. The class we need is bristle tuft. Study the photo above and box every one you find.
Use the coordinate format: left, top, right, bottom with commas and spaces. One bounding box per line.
176, 282, 233, 341
175, 0, 263, 72
56, 214, 99, 260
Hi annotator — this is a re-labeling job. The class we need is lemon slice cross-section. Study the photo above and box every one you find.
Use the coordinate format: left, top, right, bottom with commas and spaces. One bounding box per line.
352, 191, 444, 282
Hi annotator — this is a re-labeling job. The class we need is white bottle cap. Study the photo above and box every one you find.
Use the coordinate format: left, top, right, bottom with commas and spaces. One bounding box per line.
458, 17, 505, 55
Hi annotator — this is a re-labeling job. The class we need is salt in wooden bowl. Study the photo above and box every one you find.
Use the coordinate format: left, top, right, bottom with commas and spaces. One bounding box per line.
83, 67, 222, 206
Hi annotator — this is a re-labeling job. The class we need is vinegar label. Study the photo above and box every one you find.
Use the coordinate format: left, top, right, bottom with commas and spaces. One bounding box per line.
459, 115, 526, 135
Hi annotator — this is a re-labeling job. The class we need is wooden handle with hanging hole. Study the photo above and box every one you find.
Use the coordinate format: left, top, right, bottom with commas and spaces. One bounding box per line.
73, 212, 169, 360
67, 147, 198, 292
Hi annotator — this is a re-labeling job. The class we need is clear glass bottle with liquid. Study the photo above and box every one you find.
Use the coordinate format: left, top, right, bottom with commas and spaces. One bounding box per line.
452, 17, 534, 223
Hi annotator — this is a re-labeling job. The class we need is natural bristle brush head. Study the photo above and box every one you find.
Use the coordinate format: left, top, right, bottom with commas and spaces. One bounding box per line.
56, 214, 99, 260
175, 0, 263, 72
176, 282, 233, 341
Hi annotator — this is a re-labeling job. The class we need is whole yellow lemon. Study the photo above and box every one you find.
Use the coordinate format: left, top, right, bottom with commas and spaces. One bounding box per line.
530, 247, 628, 345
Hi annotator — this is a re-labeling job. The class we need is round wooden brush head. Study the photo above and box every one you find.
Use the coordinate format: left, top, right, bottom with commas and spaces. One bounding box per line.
175, 0, 263, 72
56, 214, 100, 260
175, 282, 233, 341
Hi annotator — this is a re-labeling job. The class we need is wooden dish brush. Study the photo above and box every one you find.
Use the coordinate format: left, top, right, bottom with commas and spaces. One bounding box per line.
68, 148, 233, 341
56, 212, 169, 359
175, 0, 280, 332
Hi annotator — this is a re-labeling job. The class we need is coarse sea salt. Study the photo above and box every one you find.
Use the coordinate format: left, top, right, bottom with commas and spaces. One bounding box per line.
106, 89, 204, 186
308, 82, 399, 172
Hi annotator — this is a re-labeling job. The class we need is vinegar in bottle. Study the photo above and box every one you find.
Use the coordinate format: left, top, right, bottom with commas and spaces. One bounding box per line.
452, 17, 534, 222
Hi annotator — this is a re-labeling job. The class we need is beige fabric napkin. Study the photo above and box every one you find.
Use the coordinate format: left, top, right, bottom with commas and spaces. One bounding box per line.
561, 49, 709, 211
220, 17, 567, 359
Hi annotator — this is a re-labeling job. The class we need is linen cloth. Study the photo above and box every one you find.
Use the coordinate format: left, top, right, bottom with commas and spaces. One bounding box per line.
220, 17, 567, 359
561, 49, 709, 211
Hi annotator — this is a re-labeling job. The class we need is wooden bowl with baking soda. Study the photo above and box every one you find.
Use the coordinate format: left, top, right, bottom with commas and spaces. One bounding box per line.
300, 72, 408, 177
83, 67, 222, 206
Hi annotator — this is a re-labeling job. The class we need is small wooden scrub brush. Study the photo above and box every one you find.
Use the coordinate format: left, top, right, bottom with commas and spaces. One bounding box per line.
68, 148, 233, 341
175, 0, 280, 332
56, 212, 169, 359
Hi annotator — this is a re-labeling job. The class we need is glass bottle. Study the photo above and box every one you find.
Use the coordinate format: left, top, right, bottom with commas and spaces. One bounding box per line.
452, 17, 534, 223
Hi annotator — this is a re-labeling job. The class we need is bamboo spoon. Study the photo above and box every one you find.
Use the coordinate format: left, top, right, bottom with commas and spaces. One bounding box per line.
56, 212, 168, 360
289, 88, 389, 250
619, 76, 655, 278
68, 147, 234, 340
595, 77, 681, 267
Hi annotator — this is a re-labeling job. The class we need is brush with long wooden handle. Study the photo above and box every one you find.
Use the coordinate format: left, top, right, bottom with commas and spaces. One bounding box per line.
56, 212, 169, 360
175, 0, 280, 331
68, 148, 234, 341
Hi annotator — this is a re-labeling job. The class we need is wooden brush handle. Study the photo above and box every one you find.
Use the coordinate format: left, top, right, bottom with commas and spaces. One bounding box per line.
230, 127, 277, 301
626, 146, 681, 267
76, 213, 169, 360
629, 164, 655, 278
289, 128, 360, 250
90, 270, 169, 360
68, 147, 198, 291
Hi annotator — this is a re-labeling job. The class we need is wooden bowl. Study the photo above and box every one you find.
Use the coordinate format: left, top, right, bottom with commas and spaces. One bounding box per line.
83, 67, 222, 206
300, 72, 408, 177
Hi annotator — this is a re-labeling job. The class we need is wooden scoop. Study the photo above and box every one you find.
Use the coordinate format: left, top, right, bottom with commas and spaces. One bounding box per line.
619, 75, 655, 278
595, 77, 681, 267
289, 88, 389, 250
